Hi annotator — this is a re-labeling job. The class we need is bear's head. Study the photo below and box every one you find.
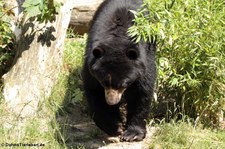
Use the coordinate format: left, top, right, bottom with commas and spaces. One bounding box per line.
88, 37, 149, 105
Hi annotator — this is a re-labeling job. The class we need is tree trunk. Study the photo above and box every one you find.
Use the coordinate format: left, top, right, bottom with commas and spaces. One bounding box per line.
3, 0, 75, 117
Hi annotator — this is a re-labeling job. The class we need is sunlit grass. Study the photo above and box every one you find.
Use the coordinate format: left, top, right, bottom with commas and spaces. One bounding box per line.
149, 120, 225, 149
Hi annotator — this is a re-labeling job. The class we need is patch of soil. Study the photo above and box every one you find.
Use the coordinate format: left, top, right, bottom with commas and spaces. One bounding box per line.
57, 104, 156, 149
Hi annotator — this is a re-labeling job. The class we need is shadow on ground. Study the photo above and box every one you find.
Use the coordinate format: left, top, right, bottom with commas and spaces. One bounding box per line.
56, 104, 110, 148
55, 67, 113, 148
55, 67, 157, 149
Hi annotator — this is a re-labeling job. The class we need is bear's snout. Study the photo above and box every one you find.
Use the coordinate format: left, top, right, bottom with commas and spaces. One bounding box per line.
104, 88, 126, 105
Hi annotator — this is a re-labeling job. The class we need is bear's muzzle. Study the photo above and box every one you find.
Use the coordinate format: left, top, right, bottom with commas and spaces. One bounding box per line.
104, 88, 126, 105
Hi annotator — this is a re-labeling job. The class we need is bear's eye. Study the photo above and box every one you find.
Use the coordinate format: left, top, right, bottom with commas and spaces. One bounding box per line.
92, 48, 104, 59
126, 49, 139, 60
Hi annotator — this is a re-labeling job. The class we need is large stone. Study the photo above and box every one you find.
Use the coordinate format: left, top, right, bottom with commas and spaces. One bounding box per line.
69, 0, 103, 34
3, 0, 75, 118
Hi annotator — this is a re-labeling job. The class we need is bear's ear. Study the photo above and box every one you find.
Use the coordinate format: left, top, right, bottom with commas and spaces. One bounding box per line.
112, 7, 134, 27
92, 48, 105, 59
126, 48, 139, 60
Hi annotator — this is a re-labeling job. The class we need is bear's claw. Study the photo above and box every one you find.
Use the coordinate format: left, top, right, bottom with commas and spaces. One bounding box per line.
120, 126, 146, 142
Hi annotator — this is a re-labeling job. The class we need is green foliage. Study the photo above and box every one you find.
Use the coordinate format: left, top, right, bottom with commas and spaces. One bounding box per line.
0, 1, 16, 76
63, 37, 86, 105
0, 0, 63, 76
129, 0, 225, 125
66, 28, 79, 38
23, 0, 62, 23
149, 120, 225, 148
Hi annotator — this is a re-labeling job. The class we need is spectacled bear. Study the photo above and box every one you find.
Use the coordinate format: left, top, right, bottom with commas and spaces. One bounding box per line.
82, 0, 156, 142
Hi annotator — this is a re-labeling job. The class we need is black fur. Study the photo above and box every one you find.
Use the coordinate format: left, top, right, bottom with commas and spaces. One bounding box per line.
82, 0, 156, 142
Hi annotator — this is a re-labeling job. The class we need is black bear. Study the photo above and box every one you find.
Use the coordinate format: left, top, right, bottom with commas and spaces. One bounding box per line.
82, 0, 156, 142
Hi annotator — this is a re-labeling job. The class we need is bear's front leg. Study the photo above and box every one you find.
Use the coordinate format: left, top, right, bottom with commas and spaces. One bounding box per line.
92, 103, 123, 136
120, 88, 151, 142
85, 89, 123, 136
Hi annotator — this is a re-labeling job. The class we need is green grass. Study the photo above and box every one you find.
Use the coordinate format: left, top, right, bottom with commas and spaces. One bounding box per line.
0, 36, 225, 148
149, 120, 225, 149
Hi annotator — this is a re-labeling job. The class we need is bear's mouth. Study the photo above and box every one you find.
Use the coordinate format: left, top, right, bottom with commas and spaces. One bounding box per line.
104, 88, 126, 105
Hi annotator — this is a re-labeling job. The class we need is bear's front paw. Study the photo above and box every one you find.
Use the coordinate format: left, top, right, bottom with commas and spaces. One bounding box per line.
120, 126, 146, 142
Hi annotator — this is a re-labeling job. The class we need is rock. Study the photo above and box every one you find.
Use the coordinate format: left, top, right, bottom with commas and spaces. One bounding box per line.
69, 0, 104, 35
3, 0, 75, 118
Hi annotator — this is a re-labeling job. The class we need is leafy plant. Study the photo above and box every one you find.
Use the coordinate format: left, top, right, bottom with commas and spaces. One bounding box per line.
129, 0, 225, 125
63, 37, 86, 106
0, 0, 63, 77
0, 1, 16, 77
22, 0, 62, 23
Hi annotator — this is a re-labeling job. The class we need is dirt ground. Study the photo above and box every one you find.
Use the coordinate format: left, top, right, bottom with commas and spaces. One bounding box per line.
57, 104, 157, 149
